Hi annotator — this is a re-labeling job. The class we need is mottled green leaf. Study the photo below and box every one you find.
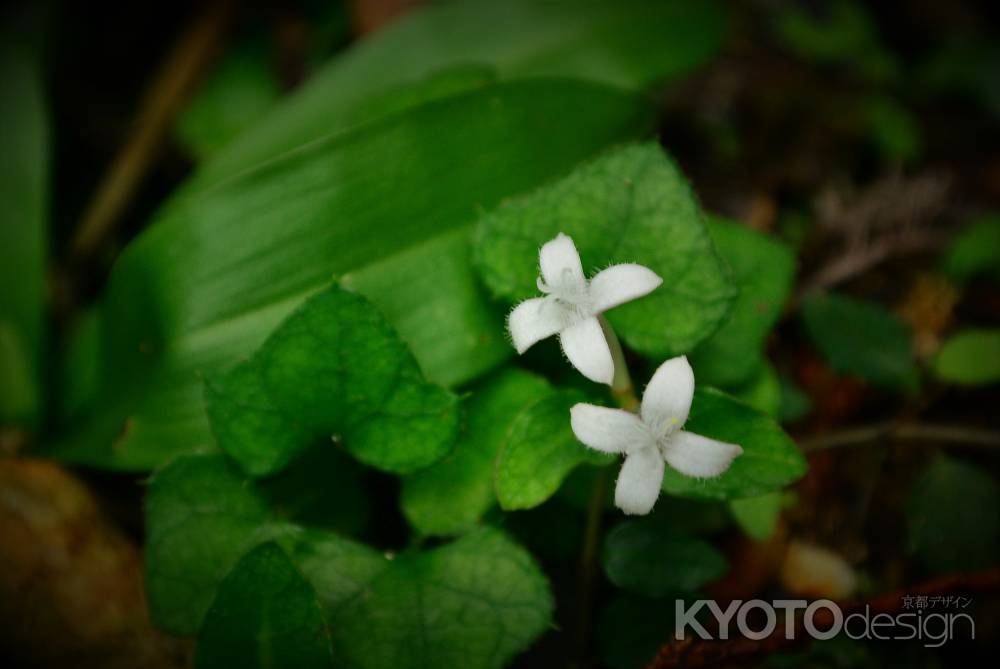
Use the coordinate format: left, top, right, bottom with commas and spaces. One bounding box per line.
207, 286, 460, 477
327, 529, 552, 669
932, 329, 1000, 386
196, 0, 725, 187
729, 492, 783, 541
402, 368, 553, 536
475, 142, 736, 359
146, 454, 275, 633
0, 45, 47, 425
496, 391, 613, 510
690, 217, 795, 387
148, 454, 554, 669
661, 389, 807, 500
194, 543, 334, 669
942, 215, 1000, 283
801, 292, 919, 391
907, 456, 1000, 574
53, 80, 652, 470
602, 518, 727, 597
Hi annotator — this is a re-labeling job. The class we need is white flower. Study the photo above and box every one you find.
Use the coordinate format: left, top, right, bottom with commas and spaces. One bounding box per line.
507, 233, 662, 385
570, 356, 743, 515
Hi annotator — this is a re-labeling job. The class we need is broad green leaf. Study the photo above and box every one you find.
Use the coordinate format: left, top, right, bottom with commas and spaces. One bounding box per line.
907, 455, 1000, 574
729, 492, 783, 541
0, 45, 47, 425
690, 217, 795, 387
207, 286, 460, 477
475, 142, 737, 359
942, 215, 1000, 283
146, 454, 384, 635
194, 542, 334, 669
729, 362, 782, 418
175, 37, 280, 162
661, 388, 807, 500
602, 518, 727, 597
801, 291, 919, 391
193, 0, 725, 188
496, 390, 613, 510
148, 454, 554, 669
52, 79, 653, 470
932, 329, 1000, 386
146, 454, 275, 633
341, 64, 498, 131
401, 368, 553, 536
327, 528, 553, 669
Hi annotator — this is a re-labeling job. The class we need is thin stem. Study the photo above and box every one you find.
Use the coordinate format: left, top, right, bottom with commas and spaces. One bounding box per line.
574, 465, 610, 668
575, 333, 640, 667
800, 421, 1000, 452
599, 315, 638, 410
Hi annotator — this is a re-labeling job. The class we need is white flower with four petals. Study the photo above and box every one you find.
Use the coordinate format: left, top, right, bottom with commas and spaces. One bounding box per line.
570, 356, 743, 515
507, 233, 662, 385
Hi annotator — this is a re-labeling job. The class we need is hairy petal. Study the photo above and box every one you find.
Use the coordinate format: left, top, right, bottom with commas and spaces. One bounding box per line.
663, 430, 743, 479
539, 232, 585, 288
641, 356, 695, 430
559, 316, 614, 385
589, 263, 663, 313
508, 297, 565, 354
615, 447, 665, 515
570, 403, 648, 454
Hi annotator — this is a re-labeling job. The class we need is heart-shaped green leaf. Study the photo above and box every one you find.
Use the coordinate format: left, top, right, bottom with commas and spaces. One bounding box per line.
206, 286, 460, 477
401, 368, 553, 536
147, 453, 553, 669
690, 217, 795, 387
602, 518, 727, 597
474, 142, 737, 359
661, 388, 807, 500
496, 390, 613, 511
194, 542, 334, 669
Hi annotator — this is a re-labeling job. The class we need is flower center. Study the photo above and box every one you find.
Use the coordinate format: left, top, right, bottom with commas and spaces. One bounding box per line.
651, 416, 682, 454
537, 268, 592, 313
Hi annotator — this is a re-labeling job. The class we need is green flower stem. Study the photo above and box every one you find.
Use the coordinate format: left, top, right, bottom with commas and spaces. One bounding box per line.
600, 315, 638, 410
576, 324, 641, 665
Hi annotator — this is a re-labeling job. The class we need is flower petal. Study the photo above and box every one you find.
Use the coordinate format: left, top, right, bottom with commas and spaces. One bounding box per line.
615, 447, 665, 515
539, 232, 585, 287
508, 297, 565, 354
641, 356, 695, 430
589, 263, 663, 313
663, 430, 743, 479
559, 317, 614, 384
570, 403, 649, 454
